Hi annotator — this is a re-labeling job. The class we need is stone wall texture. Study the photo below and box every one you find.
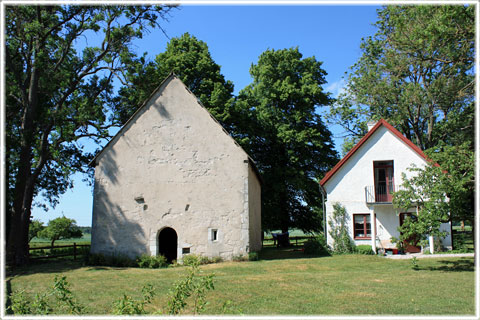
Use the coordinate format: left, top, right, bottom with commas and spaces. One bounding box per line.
91, 75, 262, 260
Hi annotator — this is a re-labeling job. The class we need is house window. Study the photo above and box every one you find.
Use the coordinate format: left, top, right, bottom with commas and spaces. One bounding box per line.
182, 247, 190, 254
374, 160, 394, 202
354, 214, 371, 239
212, 229, 218, 241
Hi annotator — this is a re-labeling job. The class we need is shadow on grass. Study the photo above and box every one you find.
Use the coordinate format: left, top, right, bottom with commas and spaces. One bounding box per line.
6, 259, 85, 277
258, 246, 330, 261
424, 258, 474, 272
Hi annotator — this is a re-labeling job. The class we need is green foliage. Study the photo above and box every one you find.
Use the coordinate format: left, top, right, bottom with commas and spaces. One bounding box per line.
28, 219, 45, 243
411, 257, 419, 271
52, 275, 84, 314
355, 245, 374, 255
5, 5, 175, 266
167, 256, 215, 315
248, 252, 259, 261
304, 234, 330, 256
393, 143, 474, 248
38, 217, 82, 247
136, 254, 168, 268
112, 284, 155, 315
182, 254, 223, 265
328, 203, 355, 254
235, 47, 338, 233
329, 5, 474, 151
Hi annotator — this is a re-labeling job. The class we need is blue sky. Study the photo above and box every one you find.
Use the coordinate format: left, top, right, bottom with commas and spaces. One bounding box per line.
32, 5, 381, 226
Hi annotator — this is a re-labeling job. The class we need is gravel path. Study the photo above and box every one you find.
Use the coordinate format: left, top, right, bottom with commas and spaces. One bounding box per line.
384, 253, 474, 259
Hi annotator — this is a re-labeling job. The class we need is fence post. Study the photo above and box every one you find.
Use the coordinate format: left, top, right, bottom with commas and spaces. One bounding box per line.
73, 243, 77, 260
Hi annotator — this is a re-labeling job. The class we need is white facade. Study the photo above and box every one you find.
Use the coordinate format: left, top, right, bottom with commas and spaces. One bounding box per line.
90, 75, 262, 261
321, 120, 452, 253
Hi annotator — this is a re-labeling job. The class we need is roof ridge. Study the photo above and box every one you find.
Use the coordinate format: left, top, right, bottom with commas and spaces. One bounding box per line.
319, 119, 432, 186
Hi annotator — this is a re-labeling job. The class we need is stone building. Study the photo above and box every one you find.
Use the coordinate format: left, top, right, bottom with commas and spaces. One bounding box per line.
90, 74, 262, 261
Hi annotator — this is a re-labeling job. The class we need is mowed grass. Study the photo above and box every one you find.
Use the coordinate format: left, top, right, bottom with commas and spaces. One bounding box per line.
6, 250, 475, 316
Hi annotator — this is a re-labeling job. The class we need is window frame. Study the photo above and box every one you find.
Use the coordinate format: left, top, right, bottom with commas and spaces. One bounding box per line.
353, 213, 373, 240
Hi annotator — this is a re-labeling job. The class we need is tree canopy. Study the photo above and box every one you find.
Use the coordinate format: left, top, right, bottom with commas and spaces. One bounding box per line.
330, 5, 475, 248
235, 48, 338, 233
330, 5, 475, 151
5, 5, 175, 266
114, 32, 235, 130
38, 217, 83, 247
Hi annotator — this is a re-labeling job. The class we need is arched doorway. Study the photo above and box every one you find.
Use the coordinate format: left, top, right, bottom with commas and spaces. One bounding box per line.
158, 227, 177, 263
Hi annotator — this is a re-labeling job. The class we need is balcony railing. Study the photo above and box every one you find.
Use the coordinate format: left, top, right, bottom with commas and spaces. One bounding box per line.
365, 185, 403, 204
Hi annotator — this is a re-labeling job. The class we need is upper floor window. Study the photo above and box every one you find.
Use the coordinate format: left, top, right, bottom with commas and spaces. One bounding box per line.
374, 160, 394, 202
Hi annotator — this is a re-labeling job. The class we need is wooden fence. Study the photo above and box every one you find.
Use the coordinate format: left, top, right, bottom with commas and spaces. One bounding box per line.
29, 243, 90, 260
262, 235, 316, 248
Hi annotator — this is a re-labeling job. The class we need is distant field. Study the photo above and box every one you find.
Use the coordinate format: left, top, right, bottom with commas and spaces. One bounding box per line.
30, 233, 91, 248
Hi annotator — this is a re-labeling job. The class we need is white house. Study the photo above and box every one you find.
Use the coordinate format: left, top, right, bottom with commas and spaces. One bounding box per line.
90, 74, 262, 262
319, 119, 452, 254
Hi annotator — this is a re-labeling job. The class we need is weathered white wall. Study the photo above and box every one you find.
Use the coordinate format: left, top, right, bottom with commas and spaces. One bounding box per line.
248, 164, 262, 252
91, 76, 261, 260
324, 125, 452, 249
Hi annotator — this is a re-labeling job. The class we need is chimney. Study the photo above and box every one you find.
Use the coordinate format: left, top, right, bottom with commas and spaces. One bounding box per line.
367, 120, 377, 131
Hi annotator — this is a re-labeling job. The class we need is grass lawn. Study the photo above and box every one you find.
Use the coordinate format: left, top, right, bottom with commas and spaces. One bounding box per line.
5, 248, 475, 316
29, 233, 91, 248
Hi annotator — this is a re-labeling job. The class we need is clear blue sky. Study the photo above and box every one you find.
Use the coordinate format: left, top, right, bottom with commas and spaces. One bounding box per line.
32, 5, 381, 226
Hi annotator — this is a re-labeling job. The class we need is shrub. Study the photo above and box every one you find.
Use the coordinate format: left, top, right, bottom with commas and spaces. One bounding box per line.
248, 252, 259, 261
182, 254, 223, 265
328, 203, 356, 254
167, 257, 215, 315
304, 234, 330, 256
112, 284, 155, 315
232, 254, 248, 262
136, 254, 168, 269
355, 245, 374, 255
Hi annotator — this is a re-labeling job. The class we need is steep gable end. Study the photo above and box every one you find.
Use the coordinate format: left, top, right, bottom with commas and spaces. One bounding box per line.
89, 74, 261, 182
320, 119, 432, 187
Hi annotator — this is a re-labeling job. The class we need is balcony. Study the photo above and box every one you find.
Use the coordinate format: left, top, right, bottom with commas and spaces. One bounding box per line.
365, 185, 403, 204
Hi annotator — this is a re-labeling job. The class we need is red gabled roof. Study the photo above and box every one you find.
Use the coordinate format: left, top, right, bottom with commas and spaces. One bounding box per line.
319, 119, 435, 187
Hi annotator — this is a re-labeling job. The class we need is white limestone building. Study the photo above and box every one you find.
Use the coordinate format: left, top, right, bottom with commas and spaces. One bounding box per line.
320, 119, 452, 254
90, 74, 262, 261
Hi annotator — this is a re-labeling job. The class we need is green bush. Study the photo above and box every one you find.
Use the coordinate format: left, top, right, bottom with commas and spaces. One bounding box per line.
112, 284, 155, 315
355, 245, 374, 255
232, 254, 248, 262
304, 234, 330, 256
248, 252, 259, 261
182, 254, 223, 266
136, 254, 168, 268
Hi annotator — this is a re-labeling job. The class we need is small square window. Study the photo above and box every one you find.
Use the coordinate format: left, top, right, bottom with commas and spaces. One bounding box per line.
182, 247, 190, 254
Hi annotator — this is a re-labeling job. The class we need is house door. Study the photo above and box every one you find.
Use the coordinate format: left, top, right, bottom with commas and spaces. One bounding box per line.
374, 161, 394, 202
158, 227, 178, 263
399, 213, 421, 253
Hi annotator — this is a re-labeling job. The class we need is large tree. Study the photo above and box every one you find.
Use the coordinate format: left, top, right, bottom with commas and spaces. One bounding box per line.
235, 48, 338, 233
114, 32, 235, 131
5, 5, 175, 266
330, 5, 475, 151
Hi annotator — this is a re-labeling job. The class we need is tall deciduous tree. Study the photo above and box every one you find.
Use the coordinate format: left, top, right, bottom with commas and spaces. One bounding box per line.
330, 5, 475, 150
114, 33, 235, 131
5, 5, 175, 266
236, 48, 338, 233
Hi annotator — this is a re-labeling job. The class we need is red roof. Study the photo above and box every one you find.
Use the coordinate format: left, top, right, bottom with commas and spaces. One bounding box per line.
319, 119, 434, 187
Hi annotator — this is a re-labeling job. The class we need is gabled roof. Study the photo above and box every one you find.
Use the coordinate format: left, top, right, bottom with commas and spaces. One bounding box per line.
319, 119, 433, 187
89, 73, 263, 184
